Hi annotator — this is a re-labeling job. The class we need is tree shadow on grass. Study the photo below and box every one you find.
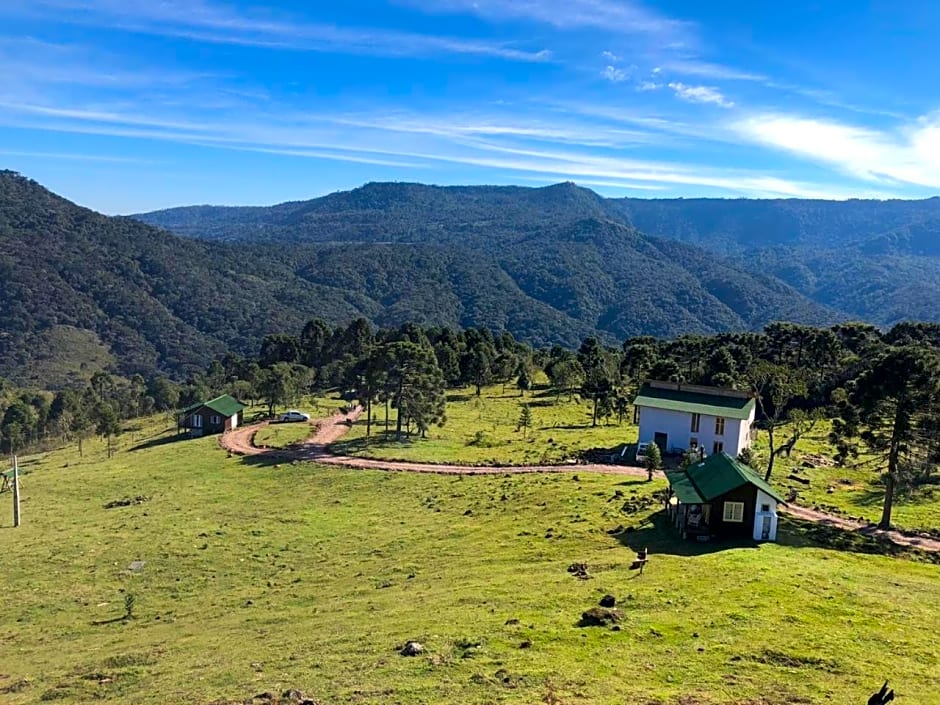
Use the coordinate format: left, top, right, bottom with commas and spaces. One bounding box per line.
128, 432, 187, 452
613, 511, 761, 557
609, 509, 940, 563
778, 514, 939, 563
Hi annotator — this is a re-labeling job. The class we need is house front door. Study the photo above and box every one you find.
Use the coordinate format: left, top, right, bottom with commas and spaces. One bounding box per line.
761, 515, 772, 541
654, 432, 668, 453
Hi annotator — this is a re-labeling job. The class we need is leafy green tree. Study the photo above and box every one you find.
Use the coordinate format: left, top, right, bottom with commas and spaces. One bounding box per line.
463, 343, 494, 396
831, 345, 940, 529
548, 358, 584, 402
645, 442, 662, 481
1, 400, 35, 454
300, 318, 333, 368
147, 377, 180, 412
578, 337, 619, 427
258, 362, 296, 417
516, 364, 532, 397
517, 403, 533, 439
747, 361, 819, 481
260, 334, 301, 367
93, 401, 121, 458
383, 342, 447, 439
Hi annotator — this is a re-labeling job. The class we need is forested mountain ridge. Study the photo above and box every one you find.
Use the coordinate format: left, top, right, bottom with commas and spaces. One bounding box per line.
137, 182, 940, 328
1, 172, 836, 385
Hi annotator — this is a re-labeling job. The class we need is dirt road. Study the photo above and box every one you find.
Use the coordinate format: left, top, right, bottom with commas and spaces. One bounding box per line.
220, 408, 940, 553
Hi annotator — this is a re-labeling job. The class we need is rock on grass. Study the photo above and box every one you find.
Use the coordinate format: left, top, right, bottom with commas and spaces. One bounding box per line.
579, 607, 622, 627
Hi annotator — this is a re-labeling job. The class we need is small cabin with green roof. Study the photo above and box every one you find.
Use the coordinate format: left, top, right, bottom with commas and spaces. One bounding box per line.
665, 452, 785, 542
178, 394, 246, 437
633, 381, 757, 458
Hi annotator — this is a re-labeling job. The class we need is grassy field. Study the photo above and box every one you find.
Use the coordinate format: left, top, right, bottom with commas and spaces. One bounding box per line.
750, 423, 940, 534
1, 415, 940, 704
328, 384, 939, 534
254, 421, 316, 449
332, 384, 636, 466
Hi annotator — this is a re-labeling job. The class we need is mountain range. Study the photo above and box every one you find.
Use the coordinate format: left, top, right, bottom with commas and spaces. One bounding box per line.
2, 171, 938, 386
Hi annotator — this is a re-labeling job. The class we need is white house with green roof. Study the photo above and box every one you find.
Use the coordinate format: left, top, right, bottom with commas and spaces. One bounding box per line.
633, 381, 756, 458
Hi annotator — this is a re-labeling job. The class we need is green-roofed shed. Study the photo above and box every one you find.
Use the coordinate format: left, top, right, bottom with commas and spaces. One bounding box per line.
178, 394, 246, 437
664, 453, 784, 542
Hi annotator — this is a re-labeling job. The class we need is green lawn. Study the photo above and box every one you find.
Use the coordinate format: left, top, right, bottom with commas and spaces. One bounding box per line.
331, 384, 636, 466
253, 421, 315, 449
752, 423, 940, 534
1, 418, 939, 704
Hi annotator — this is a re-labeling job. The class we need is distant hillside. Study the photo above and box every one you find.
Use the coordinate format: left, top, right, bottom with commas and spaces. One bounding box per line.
1, 174, 836, 385
138, 183, 940, 327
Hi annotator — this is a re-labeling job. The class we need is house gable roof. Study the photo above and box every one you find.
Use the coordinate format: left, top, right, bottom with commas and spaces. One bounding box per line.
633, 381, 755, 420
180, 394, 245, 418
666, 452, 785, 505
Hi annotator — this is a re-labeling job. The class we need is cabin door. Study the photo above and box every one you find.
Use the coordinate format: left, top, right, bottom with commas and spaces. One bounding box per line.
760, 515, 772, 541
654, 432, 668, 453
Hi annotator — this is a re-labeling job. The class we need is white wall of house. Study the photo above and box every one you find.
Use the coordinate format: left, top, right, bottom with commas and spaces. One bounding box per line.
752, 489, 779, 541
637, 405, 755, 457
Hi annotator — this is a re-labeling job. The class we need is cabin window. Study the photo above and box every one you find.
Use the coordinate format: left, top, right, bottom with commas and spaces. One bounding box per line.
761, 503, 771, 512
712, 441, 723, 455
715, 416, 725, 435
690, 413, 701, 433
192, 415, 203, 428
689, 438, 698, 449
723, 501, 744, 523
210, 415, 221, 425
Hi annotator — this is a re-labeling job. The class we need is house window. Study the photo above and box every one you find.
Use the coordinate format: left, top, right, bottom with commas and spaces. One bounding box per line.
761, 503, 771, 513
192, 415, 203, 428
723, 501, 745, 523
712, 441, 724, 455
715, 416, 725, 435
210, 415, 221, 425
690, 413, 701, 433
689, 438, 698, 449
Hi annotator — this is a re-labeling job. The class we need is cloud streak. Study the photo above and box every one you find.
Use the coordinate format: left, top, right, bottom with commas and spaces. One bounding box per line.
0, 98, 905, 200
1, 0, 552, 62
668, 82, 734, 108
398, 0, 693, 39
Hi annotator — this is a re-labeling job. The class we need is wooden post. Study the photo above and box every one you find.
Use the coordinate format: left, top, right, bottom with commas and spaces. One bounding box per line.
12, 455, 21, 528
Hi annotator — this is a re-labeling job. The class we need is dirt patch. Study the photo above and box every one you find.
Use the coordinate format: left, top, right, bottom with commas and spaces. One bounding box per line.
103, 496, 148, 509
752, 649, 840, 673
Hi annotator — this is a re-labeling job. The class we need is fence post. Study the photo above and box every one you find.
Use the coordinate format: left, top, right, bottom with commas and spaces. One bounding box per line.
12, 455, 21, 528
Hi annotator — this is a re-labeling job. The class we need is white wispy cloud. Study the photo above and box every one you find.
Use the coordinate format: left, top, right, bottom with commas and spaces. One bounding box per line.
0, 98, 903, 199
662, 59, 765, 82
0, 149, 152, 163
601, 65, 628, 83
1, 0, 552, 62
668, 82, 734, 108
396, 0, 693, 40
601, 50, 621, 63
734, 113, 940, 188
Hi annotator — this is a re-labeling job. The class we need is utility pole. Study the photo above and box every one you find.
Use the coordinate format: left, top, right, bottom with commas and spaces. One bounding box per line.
12, 455, 21, 527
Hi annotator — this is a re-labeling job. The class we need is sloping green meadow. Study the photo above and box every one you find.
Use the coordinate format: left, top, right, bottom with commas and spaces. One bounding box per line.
1, 425, 939, 704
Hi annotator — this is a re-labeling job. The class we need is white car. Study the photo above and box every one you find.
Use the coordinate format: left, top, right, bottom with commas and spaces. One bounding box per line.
279, 410, 310, 423
634, 442, 650, 464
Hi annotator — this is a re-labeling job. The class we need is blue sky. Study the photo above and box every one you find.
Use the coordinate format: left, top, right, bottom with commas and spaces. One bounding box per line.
1, 0, 939, 213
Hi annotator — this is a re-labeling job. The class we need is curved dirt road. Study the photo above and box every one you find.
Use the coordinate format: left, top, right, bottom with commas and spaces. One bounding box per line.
221, 408, 940, 553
